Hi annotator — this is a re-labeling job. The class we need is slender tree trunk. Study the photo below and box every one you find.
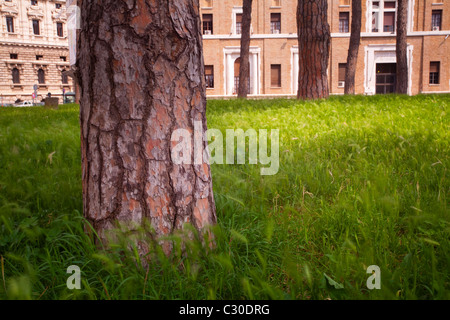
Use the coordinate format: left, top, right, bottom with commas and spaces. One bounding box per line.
396, 0, 408, 94
76, 0, 216, 255
344, 0, 361, 95
297, 0, 330, 100
238, 0, 253, 98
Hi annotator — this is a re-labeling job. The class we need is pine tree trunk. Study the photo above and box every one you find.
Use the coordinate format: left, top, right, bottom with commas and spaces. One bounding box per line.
396, 0, 408, 94
344, 0, 361, 95
297, 0, 330, 100
76, 0, 216, 255
238, 0, 253, 98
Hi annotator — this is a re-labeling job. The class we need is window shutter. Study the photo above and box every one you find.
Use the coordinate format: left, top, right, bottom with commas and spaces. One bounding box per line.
430, 62, 439, 73
338, 64, 346, 82
271, 65, 281, 87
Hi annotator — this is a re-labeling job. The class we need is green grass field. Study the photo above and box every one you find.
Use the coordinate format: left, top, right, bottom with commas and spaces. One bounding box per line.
0, 94, 448, 300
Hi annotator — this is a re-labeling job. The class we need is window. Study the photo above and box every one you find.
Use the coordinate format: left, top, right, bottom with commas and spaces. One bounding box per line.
56, 3, 62, 9
62, 70, 69, 84
31, 0, 38, 5
271, 64, 281, 88
338, 63, 346, 87
10, 54, 18, 59
57, 22, 64, 37
370, 0, 397, 33
205, 65, 214, 88
202, 14, 213, 35
429, 62, 440, 84
271, 13, 281, 34
36, 55, 43, 60
38, 69, 45, 84
60, 56, 67, 62
236, 13, 242, 34
432, 10, 442, 31
339, 12, 349, 33
32, 20, 40, 35
384, 12, 395, 32
12, 68, 20, 84
6, 16, 14, 33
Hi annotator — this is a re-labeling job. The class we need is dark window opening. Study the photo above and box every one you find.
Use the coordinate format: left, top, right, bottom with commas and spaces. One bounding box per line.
62, 70, 69, 84
10, 53, 18, 59
271, 64, 281, 88
6, 16, 14, 33
57, 22, 64, 37
38, 69, 45, 84
205, 65, 214, 88
236, 13, 242, 34
429, 62, 440, 84
338, 63, 346, 86
271, 13, 281, 34
339, 12, 349, 33
33, 20, 40, 35
202, 14, 213, 35
432, 10, 442, 31
12, 68, 20, 84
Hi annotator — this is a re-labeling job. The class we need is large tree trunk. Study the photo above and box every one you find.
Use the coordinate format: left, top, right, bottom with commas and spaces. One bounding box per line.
237, 0, 253, 98
297, 0, 330, 100
344, 0, 361, 95
76, 0, 216, 255
396, 0, 408, 94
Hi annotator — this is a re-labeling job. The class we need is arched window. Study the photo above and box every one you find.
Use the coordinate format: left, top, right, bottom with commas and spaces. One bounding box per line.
61, 70, 68, 84
12, 68, 20, 84
38, 68, 45, 84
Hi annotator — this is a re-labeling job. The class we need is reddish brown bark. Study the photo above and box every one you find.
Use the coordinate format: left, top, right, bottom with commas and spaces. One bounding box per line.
238, 0, 253, 98
344, 0, 361, 95
297, 0, 330, 100
76, 0, 216, 255
396, 0, 408, 94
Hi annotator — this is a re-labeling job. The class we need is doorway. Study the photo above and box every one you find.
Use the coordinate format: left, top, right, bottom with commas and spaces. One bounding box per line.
376, 63, 396, 94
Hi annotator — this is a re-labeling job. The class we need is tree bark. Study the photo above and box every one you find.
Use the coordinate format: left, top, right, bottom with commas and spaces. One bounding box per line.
396, 0, 408, 94
297, 0, 330, 100
344, 0, 361, 95
238, 0, 253, 98
76, 0, 217, 255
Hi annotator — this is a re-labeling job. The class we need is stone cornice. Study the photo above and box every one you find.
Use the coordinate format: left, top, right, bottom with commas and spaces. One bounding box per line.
0, 41, 69, 49
0, 0, 19, 16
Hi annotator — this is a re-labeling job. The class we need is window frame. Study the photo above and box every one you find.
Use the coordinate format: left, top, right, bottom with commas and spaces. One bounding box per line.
429, 61, 440, 85
270, 13, 281, 34
6, 16, 14, 33
205, 65, 214, 89
32, 19, 40, 35
57, 22, 64, 37
369, 0, 398, 33
202, 14, 213, 35
37, 68, 45, 84
339, 12, 350, 33
12, 68, 20, 84
431, 10, 442, 31
270, 64, 282, 88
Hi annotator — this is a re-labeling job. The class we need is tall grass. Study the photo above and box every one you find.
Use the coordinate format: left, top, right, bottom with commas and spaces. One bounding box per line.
0, 94, 448, 300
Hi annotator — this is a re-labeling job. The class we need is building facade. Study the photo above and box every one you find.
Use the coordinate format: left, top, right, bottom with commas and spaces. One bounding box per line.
200, 0, 450, 97
0, 0, 73, 105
